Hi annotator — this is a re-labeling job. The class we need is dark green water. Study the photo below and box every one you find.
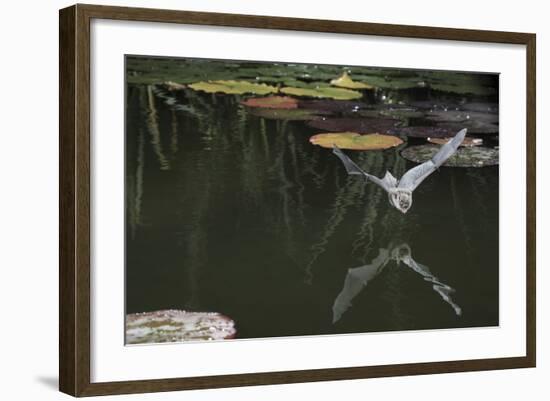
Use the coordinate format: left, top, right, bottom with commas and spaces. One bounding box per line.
125, 58, 499, 340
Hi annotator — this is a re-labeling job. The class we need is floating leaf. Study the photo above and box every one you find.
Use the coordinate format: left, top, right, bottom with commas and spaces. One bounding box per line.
428, 137, 483, 147
126, 310, 236, 344
460, 102, 499, 114
308, 118, 399, 134
309, 132, 403, 150
330, 72, 374, 89
388, 126, 456, 138
248, 107, 324, 121
241, 96, 298, 109
358, 105, 424, 119
298, 99, 369, 113
188, 80, 277, 95
425, 110, 498, 124
401, 145, 498, 167
437, 120, 499, 135
281, 86, 362, 100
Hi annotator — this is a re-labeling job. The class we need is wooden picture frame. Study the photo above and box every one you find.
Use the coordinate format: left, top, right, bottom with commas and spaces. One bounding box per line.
59, 3, 536, 397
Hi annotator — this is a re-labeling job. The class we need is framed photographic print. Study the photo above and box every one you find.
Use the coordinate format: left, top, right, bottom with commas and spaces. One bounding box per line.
59, 4, 536, 397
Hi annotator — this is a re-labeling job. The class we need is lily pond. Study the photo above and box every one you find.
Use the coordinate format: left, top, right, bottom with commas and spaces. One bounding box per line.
125, 56, 499, 344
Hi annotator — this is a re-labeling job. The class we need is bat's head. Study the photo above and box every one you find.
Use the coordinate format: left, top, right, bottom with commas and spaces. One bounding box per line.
389, 189, 412, 214
390, 243, 412, 263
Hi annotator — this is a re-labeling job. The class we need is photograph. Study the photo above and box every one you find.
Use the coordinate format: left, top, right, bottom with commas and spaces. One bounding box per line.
124, 55, 500, 345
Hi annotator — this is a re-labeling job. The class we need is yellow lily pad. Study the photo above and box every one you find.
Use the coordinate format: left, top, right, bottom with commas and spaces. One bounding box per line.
188, 80, 277, 95
309, 132, 403, 150
330, 72, 374, 90
280, 86, 362, 100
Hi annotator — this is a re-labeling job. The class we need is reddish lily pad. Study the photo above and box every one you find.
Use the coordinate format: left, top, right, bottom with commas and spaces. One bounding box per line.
126, 310, 236, 344
460, 102, 499, 114
437, 120, 499, 135
241, 96, 298, 109
426, 110, 498, 124
309, 132, 403, 150
307, 118, 400, 134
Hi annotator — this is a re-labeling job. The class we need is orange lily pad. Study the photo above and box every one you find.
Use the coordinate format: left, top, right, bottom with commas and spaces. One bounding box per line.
241, 96, 298, 109
309, 132, 403, 150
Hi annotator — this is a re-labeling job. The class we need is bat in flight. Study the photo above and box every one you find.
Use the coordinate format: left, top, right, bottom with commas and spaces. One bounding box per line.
332, 128, 467, 213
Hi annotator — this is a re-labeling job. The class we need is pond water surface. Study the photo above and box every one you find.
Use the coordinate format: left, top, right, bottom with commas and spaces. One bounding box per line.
125, 57, 499, 341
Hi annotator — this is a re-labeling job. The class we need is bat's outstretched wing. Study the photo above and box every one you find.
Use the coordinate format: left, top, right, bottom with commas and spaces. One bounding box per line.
398, 128, 467, 191
400, 255, 462, 316
332, 145, 395, 192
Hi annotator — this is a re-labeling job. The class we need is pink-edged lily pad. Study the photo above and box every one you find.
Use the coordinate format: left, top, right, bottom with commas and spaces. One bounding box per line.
126, 310, 237, 344
241, 96, 298, 109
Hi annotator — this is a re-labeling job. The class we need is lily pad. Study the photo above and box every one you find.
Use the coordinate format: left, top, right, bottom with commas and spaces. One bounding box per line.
298, 99, 369, 113
388, 126, 456, 138
309, 132, 403, 150
281, 86, 362, 100
401, 145, 498, 167
126, 310, 236, 344
248, 107, 324, 121
241, 96, 298, 109
425, 110, 499, 124
427, 137, 483, 147
308, 118, 399, 134
358, 105, 425, 119
330, 72, 374, 89
460, 102, 499, 114
437, 120, 499, 135
188, 80, 277, 95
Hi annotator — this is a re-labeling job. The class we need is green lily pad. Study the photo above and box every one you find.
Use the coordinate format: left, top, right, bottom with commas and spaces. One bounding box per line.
241, 96, 298, 109
126, 310, 236, 344
330, 72, 374, 89
281, 86, 362, 100
401, 145, 498, 167
308, 118, 399, 134
310, 132, 403, 150
188, 80, 278, 95
248, 107, 324, 121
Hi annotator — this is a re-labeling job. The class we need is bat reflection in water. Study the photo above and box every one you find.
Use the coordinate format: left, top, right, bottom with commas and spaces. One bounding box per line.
332, 128, 467, 213
332, 243, 462, 324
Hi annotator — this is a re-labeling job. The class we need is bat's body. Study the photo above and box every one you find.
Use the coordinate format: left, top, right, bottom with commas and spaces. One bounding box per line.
333, 128, 467, 213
